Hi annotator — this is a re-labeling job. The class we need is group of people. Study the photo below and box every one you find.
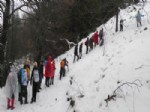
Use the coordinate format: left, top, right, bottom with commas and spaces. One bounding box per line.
120, 10, 144, 32
73, 28, 104, 62
5, 59, 44, 110
4, 9, 145, 110
4, 55, 69, 110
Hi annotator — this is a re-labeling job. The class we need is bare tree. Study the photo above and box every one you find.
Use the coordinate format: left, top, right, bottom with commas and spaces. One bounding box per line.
0, 0, 30, 87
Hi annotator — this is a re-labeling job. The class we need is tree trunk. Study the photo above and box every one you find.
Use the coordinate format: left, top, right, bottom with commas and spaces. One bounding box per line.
0, 0, 11, 87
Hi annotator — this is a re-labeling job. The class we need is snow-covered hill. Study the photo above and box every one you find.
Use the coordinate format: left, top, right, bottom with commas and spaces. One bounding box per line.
0, 1, 150, 112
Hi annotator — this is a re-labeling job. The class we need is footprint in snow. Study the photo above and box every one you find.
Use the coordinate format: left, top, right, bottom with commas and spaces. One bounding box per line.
108, 58, 111, 62
129, 40, 133, 43
116, 51, 121, 54
101, 74, 105, 79
101, 67, 108, 72
96, 86, 100, 92
110, 62, 113, 66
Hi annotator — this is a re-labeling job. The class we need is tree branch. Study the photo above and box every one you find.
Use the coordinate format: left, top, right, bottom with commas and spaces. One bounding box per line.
20, 8, 34, 17
0, 4, 4, 13
0, 1, 6, 8
60, 38, 76, 49
113, 80, 142, 95
105, 80, 142, 105
9, 3, 29, 18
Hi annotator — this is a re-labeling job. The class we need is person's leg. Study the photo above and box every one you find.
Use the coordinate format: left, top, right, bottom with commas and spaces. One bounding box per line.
24, 86, 28, 104
60, 68, 62, 80
31, 83, 34, 103
52, 77, 54, 85
73, 54, 76, 62
11, 94, 15, 110
18, 84, 21, 101
46, 77, 49, 87
77, 55, 79, 61
33, 83, 38, 102
47, 77, 50, 87
63, 68, 66, 77
20, 85, 23, 104
137, 21, 139, 27
140, 21, 142, 26
34, 83, 38, 102
86, 46, 88, 54
38, 75, 41, 90
50, 78, 52, 85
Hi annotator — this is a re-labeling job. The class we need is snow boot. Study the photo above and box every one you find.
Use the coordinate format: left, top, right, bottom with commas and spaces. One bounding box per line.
11, 99, 15, 110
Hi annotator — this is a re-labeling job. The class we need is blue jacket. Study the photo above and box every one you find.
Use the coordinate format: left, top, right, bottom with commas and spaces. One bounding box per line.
136, 12, 144, 21
21, 69, 28, 86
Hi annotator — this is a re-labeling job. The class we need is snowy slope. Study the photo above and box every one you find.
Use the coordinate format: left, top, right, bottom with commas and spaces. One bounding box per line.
0, 1, 150, 112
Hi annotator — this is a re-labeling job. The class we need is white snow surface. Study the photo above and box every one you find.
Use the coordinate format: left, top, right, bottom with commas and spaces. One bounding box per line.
0, 1, 150, 112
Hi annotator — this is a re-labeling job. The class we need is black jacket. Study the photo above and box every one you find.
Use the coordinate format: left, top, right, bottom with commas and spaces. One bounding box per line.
74, 45, 78, 55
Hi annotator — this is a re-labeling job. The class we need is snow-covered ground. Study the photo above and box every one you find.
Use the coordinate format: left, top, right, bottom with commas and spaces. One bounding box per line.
0, 1, 150, 112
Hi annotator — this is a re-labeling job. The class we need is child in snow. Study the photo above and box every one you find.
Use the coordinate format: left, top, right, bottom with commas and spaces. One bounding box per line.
4, 65, 17, 110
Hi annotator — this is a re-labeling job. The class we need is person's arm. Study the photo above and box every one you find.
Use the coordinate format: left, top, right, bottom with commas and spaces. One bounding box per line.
30, 69, 34, 84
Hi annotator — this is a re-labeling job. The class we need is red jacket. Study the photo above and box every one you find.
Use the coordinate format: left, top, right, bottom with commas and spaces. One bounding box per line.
93, 32, 99, 44
45, 56, 51, 78
50, 60, 55, 78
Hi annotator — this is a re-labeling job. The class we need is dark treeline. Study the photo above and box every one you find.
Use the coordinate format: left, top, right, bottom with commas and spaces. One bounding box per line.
0, 0, 139, 87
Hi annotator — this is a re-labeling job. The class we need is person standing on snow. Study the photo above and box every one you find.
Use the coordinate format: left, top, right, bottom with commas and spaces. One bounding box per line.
20, 65, 28, 104
4, 66, 17, 110
30, 62, 40, 103
79, 43, 83, 59
38, 60, 43, 89
73, 44, 79, 62
24, 59, 31, 83
45, 56, 52, 87
17, 66, 22, 103
89, 37, 93, 51
120, 19, 124, 31
93, 31, 99, 47
60, 58, 68, 80
99, 28, 104, 46
85, 37, 89, 54
136, 10, 144, 27
49, 57, 56, 85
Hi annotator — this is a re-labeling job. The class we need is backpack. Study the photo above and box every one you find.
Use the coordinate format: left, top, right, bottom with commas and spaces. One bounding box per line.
61, 60, 65, 68
17, 68, 22, 85
21, 69, 28, 85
